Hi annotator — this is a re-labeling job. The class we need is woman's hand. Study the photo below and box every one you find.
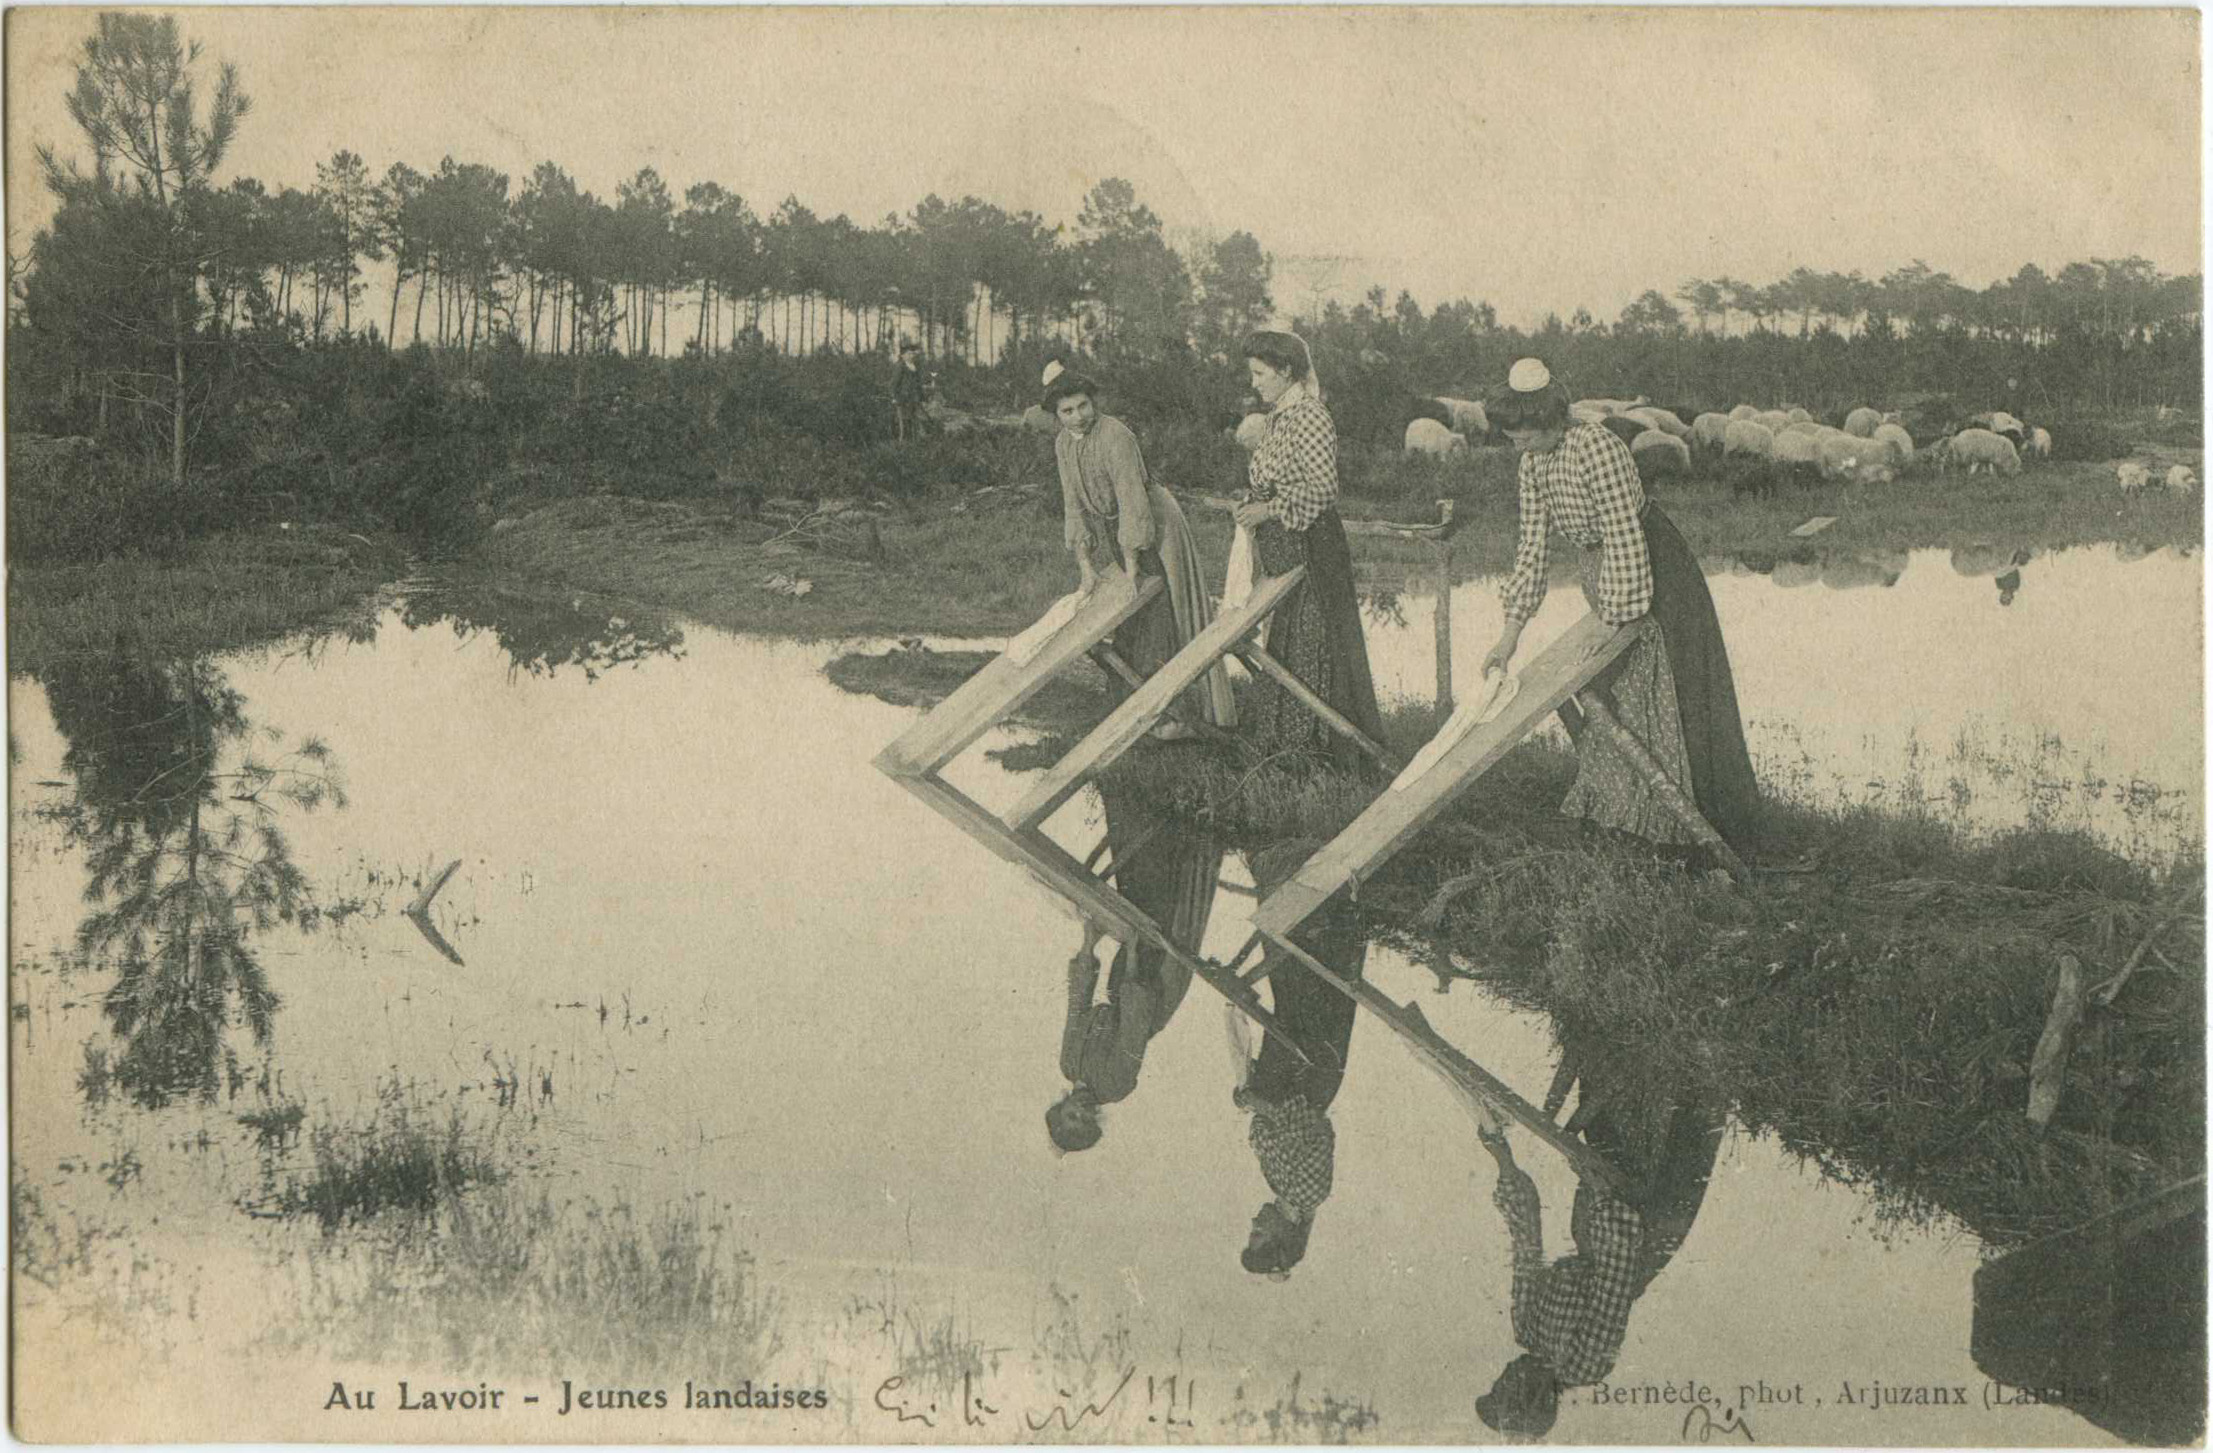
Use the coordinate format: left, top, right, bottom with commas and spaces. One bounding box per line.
1481, 622, 1523, 679
1232, 499, 1274, 529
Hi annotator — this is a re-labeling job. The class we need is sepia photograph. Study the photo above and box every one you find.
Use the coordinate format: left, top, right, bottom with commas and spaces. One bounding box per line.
4, 4, 2205, 1445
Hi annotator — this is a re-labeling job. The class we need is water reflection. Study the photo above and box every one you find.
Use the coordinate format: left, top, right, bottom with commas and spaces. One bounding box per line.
32, 643, 344, 1108
1952, 545, 2039, 607
397, 581, 685, 680
1234, 849, 1368, 1278
1474, 1026, 1725, 1436
1050, 782, 1226, 1152
1971, 1178, 2206, 1445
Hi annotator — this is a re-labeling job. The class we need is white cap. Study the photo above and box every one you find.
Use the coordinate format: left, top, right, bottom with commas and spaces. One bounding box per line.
1041, 360, 1065, 388
1508, 358, 1551, 393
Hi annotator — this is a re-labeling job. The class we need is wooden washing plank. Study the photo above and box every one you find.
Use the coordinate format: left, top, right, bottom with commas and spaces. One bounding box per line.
872, 573, 1162, 778
1260, 933, 1629, 1196
888, 772, 1302, 1054
1015, 823, 1304, 1056
1252, 611, 1642, 939
1004, 567, 1306, 831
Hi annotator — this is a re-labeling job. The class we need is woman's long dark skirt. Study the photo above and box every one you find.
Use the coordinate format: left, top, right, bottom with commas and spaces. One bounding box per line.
1640, 504, 1761, 851
1248, 509, 1385, 769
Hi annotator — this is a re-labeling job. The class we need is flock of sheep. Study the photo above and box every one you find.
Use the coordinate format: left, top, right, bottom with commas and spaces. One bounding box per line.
1381, 394, 2198, 497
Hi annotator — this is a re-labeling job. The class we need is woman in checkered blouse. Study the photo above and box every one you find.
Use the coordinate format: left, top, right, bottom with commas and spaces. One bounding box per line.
1479, 360, 1761, 856
1231, 331, 1386, 767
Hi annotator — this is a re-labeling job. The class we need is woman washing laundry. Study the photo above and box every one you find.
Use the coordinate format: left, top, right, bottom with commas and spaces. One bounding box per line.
1047, 362, 1235, 737
1481, 358, 1761, 855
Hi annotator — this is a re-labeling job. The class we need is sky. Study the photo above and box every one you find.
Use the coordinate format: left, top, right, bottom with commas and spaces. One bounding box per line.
4, 5, 2203, 329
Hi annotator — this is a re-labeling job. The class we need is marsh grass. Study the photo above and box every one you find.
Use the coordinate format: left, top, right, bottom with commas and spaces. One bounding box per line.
270, 1187, 783, 1379
261, 1080, 507, 1231
7, 526, 403, 675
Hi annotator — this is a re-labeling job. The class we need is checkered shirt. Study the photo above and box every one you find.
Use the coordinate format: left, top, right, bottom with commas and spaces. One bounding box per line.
1493, 1165, 1645, 1386
1248, 392, 1340, 533
1248, 1093, 1335, 1220
1501, 423, 1653, 627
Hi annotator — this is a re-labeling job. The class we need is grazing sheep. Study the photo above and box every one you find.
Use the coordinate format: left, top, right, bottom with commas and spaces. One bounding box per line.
1844, 406, 1883, 438
1753, 409, 1793, 433
1872, 423, 1915, 469
2116, 461, 2152, 491
1024, 403, 1060, 435
1783, 419, 1826, 439
1234, 412, 1271, 451
1969, 411, 2028, 445
1786, 407, 1813, 424
1942, 428, 2023, 476
1626, 406, 1691, 438
1630, 429, 1692, 481
1404, 417, 1469, 456
1729, 403, 1759, 421
1437, 396, 1490, 438
1599, 415, 1647, 449
1772, 431, 1820, 466
2167, 464, 2197, 494
1818, 432, 1896, 485
1569, 401, 1609, 425
2024, 426, 2052, 460
1723, 419, 1777, 459
1692, 412, 1734, 451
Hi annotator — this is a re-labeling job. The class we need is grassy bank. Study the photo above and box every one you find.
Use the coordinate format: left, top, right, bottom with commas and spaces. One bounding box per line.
481, 445, 2201, 644
831, 645, 2203, 1249
7, 524, 406, 677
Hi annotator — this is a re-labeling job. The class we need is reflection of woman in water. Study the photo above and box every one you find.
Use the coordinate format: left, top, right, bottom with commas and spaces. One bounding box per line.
1482, 358, 1761, 855
1233, 856, 1367, 1276
1473, 1031, 1726, 1438
1046, 785, 1226, 1153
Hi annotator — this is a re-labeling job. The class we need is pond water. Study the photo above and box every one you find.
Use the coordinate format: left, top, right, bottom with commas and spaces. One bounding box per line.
9, 555, 2201, 1444
1357, 542, 2203, 863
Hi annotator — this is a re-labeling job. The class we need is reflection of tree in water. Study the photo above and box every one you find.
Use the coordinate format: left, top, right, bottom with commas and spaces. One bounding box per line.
398, 584, 685, 681
36, 644, 345, 1109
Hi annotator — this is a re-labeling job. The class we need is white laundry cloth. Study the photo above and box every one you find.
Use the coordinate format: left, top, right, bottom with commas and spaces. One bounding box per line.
1005, 589, 1087, 667
1389, 669, 1519, 792
1222, 524, 1255, 611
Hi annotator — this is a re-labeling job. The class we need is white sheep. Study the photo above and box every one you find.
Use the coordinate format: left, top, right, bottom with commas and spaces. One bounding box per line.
1729, 404, 1759, 422
1404, 418, 1469, 457
1569, 401, 1609, 425
1772, 431, 1820, 465
1753, 409, 1793, 434
1723, 419, 1777, 459
2166, 464, 2197, 494
1786, 407, 1813, 424
1234, 412, 1272, 451
1437, 396, 1490, 438
1692, 412, 1733, 451
2116, 461, 2152, 491
1872, 423, 1915, 469
2024, 426, 2052, 460
1025, 403, 1060, 435
1783, 419, 1826, 439
1626, 406, 1691, 438
1630, 429, 1692, 480
1818, 432, 1895, 485
1844, 406, 1883, 438
1943, 428, 2023, 476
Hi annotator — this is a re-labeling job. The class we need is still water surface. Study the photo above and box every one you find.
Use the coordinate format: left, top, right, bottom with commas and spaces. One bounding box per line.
9, 550, 2199, 1443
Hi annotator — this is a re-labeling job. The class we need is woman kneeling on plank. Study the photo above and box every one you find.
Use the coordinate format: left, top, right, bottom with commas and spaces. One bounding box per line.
1048, 362, 1235, 739
1480, 358, 1761, 856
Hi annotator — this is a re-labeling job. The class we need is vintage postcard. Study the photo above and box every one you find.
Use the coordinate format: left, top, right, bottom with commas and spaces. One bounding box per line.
5, 4, 2204, 1445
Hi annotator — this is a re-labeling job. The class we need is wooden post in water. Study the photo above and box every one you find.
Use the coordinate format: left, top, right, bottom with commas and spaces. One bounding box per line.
1432, 535, 1455, 716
